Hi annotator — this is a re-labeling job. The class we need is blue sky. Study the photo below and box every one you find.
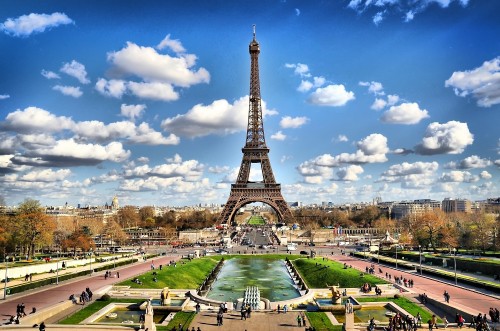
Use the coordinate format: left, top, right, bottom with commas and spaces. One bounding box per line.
0, 0, 499, 207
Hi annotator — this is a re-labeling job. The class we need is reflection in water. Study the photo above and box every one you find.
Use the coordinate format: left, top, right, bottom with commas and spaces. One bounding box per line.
206, 257, 300, 302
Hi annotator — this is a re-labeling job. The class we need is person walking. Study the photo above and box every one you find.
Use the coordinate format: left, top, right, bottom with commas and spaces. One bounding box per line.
297, 314, 302, 327
39, 321, 45, 331
443, 315, 448, 328
277, 304, 281, 314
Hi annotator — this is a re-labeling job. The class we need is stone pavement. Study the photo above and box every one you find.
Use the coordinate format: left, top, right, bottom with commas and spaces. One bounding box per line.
188, 310, 309, 331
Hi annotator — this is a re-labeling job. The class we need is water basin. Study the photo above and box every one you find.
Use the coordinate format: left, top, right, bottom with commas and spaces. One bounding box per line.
207, 257, 300, 302
334, 306, 393, 323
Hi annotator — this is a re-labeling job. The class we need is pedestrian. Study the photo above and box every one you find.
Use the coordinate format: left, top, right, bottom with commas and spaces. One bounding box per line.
302, 312, 307, 327
283, 304, 288, 314
297, 314, 302, 327
39, 321, 45, 331
117, 271, 120, 278
277, 304, 281, 314
240, 307, 246, 320
443, 315, 448, 328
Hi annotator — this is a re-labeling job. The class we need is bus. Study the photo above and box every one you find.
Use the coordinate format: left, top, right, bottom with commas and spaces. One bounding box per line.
109, 246, 136, 253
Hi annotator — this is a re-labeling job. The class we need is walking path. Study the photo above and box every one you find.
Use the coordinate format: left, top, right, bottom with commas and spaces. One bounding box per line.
328, 253, 499, 317
0, 254, 180, 324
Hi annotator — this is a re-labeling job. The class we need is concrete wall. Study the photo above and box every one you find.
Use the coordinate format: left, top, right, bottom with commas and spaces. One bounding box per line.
3, 258, 95, 279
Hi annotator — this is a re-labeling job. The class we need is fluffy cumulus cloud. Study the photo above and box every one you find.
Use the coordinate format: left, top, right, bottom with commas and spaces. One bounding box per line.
378, 161, 439, 189
297, 133, 388, 183
308, 84, 355, 107
121, 104, 146, 121
444, 155, 493, 169
381, 102, 430, 124
60, 60, 90, 84
415, 121, 474, 155
19, 168, 71, 182
439, 170, 479, 183
95, 38, 209, 102
336, 165, 364, 181
52, 85, 83, 98
108, 41, 209, 87
280, 116, 309, 129
3, 107, 74, 133
161, 96, 276, 138
1, 12, 73, 37
271, 131, 286, 141
348, 0, 470, 24
445, 57, 500, 107
285, 63, 311, 77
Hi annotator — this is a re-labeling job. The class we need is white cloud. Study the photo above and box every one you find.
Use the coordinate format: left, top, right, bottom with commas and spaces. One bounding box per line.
95, 78, 127, 98
445, 57, 500, 107
4, 106, 74, 133
120, 104, 146, 121
156, 34, 186, 53
280, 116, 309, 129
107, 41, 210, 87
480, 171, 492, 180
128, 122, 180, 145
348, 0, 469, 24
336, 165, 364, 181
380, 102, 430, 124
20, 168, 71, 182
127, 81, 179, 101
371, 98, 387, 111
285, 63, 311, 77
1, 12, 73, 37
0, 94, 10, 100
41, 70, 60, 80
208, 166, 230, 174
295, 8, 301, 16
336, 134, 349, 142
359, 81, 384, 95
271, 131, 286, 141
378, 161, 439, 189
444, 155, 492, 169
415, 121, 474, 155
28, 139, 131, 166
60, 60, 90, 84
52, 85, 83, 98
308, 84, 355, 107
297, 80, 313, 92
161, 96, 276, 138
373, 11, 385, 25
439, 170, 478, 183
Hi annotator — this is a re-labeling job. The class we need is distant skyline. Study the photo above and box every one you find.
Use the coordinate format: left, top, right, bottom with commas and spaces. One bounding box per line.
0, 0, 499, 207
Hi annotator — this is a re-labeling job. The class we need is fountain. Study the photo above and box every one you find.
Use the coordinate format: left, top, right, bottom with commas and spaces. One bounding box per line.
327, 284, 342, 304
160, 287, 171, 305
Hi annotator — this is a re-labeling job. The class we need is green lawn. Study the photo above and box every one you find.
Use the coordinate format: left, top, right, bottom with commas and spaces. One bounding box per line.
355, 296, 441, 323
163, 312, 196, 331
247, 215, 266, 225
119, 257, 221, 289
293, 257, 389, 288
58, 298, 141, 324
306, 312, 341, 331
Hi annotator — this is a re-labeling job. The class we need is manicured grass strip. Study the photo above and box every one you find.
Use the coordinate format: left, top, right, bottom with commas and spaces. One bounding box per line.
58, 298, 141, 324
247, 215, 266, 225
224, 254, 302, 260
355, 296, 441, 323
119, 257, 221, 289
306, 312, 341, 331
293, 257, 389, 288
165, 312, 196, 331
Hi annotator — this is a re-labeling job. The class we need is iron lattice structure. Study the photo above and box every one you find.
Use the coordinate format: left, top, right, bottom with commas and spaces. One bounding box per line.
218, 27, 293, 225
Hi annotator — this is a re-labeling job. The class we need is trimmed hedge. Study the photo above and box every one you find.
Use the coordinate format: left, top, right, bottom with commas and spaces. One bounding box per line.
6, 258, 139, 295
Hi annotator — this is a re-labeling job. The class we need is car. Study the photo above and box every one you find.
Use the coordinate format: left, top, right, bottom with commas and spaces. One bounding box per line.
299, 251, 308, 255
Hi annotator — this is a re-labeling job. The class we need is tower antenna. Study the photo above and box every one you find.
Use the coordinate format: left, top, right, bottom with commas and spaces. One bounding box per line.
253, 24, 256, 40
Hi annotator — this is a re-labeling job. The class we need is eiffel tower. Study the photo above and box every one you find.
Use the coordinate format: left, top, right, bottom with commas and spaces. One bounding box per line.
218, 26, 293, 225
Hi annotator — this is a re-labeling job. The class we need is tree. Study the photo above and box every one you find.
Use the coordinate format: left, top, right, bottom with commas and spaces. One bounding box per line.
118, 206, 140, 229
139, 206, 155, 226
102, 220, 128, 245
409, 210, 457, 250
13, 199, 56, 259
62, 229, 95, 255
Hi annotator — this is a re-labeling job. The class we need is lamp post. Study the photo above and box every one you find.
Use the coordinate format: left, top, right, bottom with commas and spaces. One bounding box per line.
377, 243, 380, 264
89, 248, 93, 276
3, 249, 7, 300
395, 244, 398, 270
452, 248, 457, 285
419, 245, 422, 275
56, 251, 59, 284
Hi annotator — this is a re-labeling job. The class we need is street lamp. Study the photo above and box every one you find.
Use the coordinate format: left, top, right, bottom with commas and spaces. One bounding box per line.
453, 253, 458, 285
89, 248, 93, 276
3, 249, 7, 300
419, 245, 422, 276
56, 251, 59, 284
395, 244, 398, 270
377, 243, 380, 264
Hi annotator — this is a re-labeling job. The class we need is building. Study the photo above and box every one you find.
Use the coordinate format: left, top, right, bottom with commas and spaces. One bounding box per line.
442, 198, 472, 213
391, 199, 442, 219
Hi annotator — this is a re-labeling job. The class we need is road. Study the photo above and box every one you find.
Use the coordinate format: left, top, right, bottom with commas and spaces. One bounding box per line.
0, 254, 179, 324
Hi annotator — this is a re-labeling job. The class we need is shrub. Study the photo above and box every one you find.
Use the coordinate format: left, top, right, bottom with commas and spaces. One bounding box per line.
100, 294, 111, 301
394, 294, 400, 299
